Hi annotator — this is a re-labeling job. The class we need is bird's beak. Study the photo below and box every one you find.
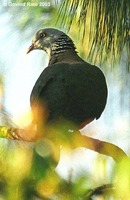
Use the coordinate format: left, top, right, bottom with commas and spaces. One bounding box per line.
26, 43, 34, 54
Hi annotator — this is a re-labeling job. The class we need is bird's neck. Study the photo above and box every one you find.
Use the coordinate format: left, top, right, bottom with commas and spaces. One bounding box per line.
48, 36, 83, 65
49, 49, 83, 65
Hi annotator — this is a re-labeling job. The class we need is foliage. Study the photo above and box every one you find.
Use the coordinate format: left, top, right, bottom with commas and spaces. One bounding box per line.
0, 124, 129, 199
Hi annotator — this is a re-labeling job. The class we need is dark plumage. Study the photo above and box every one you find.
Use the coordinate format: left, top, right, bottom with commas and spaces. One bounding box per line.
27, 28, 108, 130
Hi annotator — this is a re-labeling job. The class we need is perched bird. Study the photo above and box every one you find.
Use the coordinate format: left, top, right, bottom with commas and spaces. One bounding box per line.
27, 28, 108, 131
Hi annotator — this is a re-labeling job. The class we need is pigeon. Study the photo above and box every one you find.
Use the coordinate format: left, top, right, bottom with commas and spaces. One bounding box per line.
27, 28, 108, 130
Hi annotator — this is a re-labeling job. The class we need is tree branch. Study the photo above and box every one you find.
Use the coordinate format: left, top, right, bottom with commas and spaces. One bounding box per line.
71, 130, 128, 163
0, 126, 128, 163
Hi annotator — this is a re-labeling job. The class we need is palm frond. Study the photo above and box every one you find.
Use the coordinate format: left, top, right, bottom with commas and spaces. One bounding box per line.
56, 0, 130, 68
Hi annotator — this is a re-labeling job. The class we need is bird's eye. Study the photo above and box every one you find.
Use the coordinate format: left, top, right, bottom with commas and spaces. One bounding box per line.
39, 33, 46, 38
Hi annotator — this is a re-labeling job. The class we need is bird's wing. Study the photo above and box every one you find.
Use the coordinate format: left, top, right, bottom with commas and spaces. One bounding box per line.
60, 62, 107, 121
30, 64, 70, 124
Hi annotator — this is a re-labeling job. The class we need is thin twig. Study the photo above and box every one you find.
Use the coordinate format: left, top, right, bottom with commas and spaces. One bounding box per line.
85, 183, 115, 199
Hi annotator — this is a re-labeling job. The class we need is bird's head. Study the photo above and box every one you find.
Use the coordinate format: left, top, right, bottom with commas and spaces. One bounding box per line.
27, 28, 76, 57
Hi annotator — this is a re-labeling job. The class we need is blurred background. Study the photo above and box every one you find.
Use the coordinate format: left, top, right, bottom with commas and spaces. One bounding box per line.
0, 0, 129, 199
